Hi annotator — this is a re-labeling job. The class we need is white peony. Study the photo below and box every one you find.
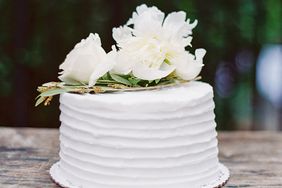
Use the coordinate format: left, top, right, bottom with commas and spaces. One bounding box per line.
58, 33, 116, 86
112, 4, 205, 81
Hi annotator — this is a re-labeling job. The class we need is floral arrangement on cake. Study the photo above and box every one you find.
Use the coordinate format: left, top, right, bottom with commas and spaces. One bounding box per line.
36, 4, 206, 106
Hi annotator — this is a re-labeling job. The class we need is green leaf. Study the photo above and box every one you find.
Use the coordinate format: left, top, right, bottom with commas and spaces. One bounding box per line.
110, 73, 132, 86
96, 79, 117, 83
101, 72, 110, 80
128, 77, 141, 86
35, 96, 46, 107
39, 88, 67, 97
155, 79, 161, 84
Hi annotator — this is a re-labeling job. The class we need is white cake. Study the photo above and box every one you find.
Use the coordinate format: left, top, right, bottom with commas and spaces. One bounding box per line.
51, 81, 229, 188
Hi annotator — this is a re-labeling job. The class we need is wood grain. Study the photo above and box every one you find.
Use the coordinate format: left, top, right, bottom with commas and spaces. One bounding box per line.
0, 128, 282, 188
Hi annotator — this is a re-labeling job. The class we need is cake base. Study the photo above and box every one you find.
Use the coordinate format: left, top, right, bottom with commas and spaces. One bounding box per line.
50, 162, 229, 188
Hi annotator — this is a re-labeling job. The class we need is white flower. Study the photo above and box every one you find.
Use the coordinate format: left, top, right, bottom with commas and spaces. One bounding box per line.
112, 4, 202, 81
58, 33, 116, 86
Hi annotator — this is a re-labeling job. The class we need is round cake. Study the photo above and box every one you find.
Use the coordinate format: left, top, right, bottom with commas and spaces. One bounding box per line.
50, 81, 229, 188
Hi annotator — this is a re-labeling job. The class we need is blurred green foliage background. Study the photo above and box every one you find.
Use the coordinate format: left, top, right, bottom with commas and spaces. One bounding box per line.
0, 0, 281, 130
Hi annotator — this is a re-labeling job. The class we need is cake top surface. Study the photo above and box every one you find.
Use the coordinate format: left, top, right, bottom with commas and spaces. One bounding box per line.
61, 81, 213, 105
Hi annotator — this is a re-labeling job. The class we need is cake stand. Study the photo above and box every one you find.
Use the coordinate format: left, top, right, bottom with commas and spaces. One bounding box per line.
50, 162, 229, 188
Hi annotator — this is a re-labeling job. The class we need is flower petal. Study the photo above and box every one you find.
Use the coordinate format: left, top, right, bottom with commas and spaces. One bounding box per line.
89, 51, 116, 87
162, 12, 197, 47
163, 11, 187, 38
59, 54, 97, 84
112, 26, 133, 45
127, 4, 148, 25
127, 4, 164, 38
195, 48, 206, 62
174, 49, 206, 80
132, 62, 175, 80
186, 19, 198, 31
181, 36, 193, 47
75, 33, 101, 49
111, 50, 133, 75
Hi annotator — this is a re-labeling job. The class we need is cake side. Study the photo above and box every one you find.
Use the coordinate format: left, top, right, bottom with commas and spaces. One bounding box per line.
58, 81, 220, 188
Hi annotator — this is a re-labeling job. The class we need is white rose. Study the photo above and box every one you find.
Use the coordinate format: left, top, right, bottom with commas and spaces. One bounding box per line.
112, 4, 199, 81
58, 33, 115, 86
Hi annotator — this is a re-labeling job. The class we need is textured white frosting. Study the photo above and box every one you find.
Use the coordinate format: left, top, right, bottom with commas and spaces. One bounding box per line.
58, 81, 221, 188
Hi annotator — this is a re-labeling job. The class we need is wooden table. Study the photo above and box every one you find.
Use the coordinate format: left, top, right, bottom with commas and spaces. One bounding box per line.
0, 128, 282, 188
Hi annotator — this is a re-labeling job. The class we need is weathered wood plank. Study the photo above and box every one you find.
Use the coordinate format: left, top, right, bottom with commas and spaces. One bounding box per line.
218, 131, 282, 187
0, 128, 59, 188
0, 128, 282, 187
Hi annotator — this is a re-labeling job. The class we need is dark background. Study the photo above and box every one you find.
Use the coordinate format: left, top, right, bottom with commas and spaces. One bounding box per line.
0, 0, 281, 130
